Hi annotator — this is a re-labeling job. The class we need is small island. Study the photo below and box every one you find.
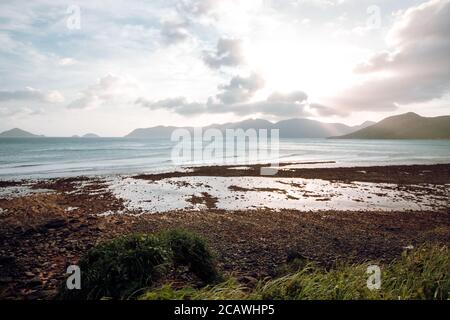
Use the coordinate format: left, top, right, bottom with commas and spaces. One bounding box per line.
0, 128, 44, 138
82, 133, 101, 138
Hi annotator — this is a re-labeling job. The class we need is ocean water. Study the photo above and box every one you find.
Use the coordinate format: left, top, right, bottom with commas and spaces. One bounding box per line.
1, 137, 450, 179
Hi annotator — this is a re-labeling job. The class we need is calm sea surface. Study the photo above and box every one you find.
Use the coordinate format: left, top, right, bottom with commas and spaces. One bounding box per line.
1, 138, 450, 179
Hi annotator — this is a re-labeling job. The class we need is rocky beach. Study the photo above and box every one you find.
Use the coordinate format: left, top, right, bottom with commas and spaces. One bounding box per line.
1, 163, 449, 299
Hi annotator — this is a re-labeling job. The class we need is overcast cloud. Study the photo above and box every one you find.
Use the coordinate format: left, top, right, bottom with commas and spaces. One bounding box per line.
327, 0, 450, 113
203, 38, 246, 69
0, 0, 449, 136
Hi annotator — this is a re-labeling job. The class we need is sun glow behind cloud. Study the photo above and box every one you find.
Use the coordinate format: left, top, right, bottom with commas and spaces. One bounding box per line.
245, 34, 366, 101
220, 4, 375, 104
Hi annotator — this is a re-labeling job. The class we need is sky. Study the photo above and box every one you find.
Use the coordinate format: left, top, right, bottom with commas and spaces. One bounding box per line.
0, 0, 449, 137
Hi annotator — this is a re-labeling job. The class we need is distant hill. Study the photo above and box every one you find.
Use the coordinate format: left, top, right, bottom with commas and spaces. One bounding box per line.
82, 133, 100, 138
125, 126, 183, 139
273, 119, 374, 138
332, 113, 450, 139
125, 118, 374, 139
205, 119, 275, 132
0, 128, 43, 138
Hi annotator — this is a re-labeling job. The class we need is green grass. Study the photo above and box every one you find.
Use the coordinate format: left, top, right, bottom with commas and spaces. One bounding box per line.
56, 228, 448, 300
57, 230, 219, 300
163, 229, 220, 283
58, 233, 171, 300
139, 278, 249, 300
140, 245, 449, 300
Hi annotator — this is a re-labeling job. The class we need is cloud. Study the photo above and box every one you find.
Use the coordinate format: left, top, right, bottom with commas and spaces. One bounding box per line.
135, 96, 207, 115
0, 86, 61, 119
58, 58, 77, 66
231, 101, 309, 118
176, 0, 218, 18
203, 38, 245, 69
309, 103, 348, 117
0, 87, 64, 103
329, 0, 450, 112
160, 19, 190, 45
231, 90, 311, 117
136, 93, 312, 118
4, 105, 46, 117
67, 74, 136, 110
136, 74, 325, 118
158, 0, 224, 45
267, 91, 308, 103
135, 72, 265, 116
216, 73, 265, 104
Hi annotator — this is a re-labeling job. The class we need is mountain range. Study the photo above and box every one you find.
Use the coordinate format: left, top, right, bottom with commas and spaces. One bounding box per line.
125, 118, 375, 139
1, 113, 449, 139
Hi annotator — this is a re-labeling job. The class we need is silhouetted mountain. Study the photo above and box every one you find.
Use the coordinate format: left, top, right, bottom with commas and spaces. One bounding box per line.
125, 118, 374, 139
332, 113, 450, 139
352, 121, 376, 132
275, 119, 372, 138
206, 119, 274, 131
0, 128, 43, 138
125, 126, 184, 139
82, 133, 101, 138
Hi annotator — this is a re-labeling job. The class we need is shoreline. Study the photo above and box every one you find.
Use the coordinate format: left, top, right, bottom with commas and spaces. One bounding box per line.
2, 161, 450, 184
2, 157, 450, 181
0, 163, 449, 299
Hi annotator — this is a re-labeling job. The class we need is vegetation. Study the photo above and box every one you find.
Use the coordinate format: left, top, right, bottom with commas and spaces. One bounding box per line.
57, 228, 448, 300
139, 279, 249, 300
57, 230, 219, 300
140, 245, 449, 300
163, 229, 220, 283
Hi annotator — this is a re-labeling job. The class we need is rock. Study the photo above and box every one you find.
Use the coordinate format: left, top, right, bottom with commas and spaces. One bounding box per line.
0, 255, 16, 266
43, 218, 67, 229
27, 277, 42, 287
286, 249, 307, 263
239, 275, 258, 287
0, 277, 13, 283
24, 227, 40, 236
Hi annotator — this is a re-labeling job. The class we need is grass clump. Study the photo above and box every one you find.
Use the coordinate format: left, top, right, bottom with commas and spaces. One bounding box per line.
379, 245, 449, 300
140, 245, 449, 300
58, 230, 219, 300
139, 278, 248, 300
258, 262, 372, 300
262, 245, 449, 300
163, 229, 220, 283
58, 234, 170, 300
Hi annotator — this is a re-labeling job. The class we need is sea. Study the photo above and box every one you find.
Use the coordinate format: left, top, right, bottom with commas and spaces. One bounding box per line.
1, 137, 450, 179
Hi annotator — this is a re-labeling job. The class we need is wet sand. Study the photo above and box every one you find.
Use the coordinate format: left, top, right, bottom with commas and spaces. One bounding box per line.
0, 163, 449, 299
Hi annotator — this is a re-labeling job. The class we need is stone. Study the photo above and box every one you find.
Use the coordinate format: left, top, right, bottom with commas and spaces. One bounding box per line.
43, 218, 67, 229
